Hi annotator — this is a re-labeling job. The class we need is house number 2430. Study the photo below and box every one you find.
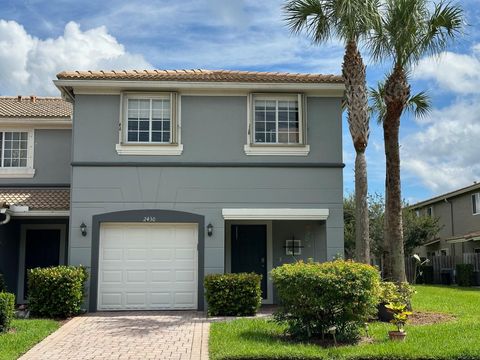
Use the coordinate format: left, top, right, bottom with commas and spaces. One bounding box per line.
143, 216, 156, 222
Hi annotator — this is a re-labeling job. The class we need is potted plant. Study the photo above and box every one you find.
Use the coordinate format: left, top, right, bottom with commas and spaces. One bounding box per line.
385, 302, 412, 341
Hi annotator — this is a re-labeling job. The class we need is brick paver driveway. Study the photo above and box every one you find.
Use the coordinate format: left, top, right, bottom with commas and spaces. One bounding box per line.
20, 311, 209, 360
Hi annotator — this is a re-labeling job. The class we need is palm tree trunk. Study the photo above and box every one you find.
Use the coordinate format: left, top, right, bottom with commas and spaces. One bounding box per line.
383, 65, 409, 282
342, 40, 370, 264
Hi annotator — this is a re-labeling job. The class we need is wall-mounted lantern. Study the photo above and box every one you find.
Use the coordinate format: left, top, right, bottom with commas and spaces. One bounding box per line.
207, 223, 213, 237
80, 222, 87, 237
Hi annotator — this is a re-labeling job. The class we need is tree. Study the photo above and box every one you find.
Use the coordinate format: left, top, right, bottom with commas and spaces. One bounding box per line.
370, 0, 463, 281
284, 0, 381, 263
370, 81, 431, 278
344, 194, 441, 266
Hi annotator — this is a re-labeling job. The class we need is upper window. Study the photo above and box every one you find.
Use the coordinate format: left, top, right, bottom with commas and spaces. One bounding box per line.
116, 93, 183, 156
245, 94, 309, 156
472, 193, 480, 215
126, 98, 171, 143
427, 206, 434, 217
254, 98, 300, 144
0, 130, 35, 178
0, 131, 29, 167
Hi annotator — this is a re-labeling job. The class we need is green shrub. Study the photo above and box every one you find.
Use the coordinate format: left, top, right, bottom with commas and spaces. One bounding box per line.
379, 281, 416, 307
0, 273, 6, 292
28, 266, 88, 319
271, 260, 381, 342
0, 292, 15, 333
204, 273, 262, 316
456, 264, 474, 287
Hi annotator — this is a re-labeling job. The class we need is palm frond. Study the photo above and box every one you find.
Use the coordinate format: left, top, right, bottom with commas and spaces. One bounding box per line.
406, 91, 431, 119
369, 82, 431, 123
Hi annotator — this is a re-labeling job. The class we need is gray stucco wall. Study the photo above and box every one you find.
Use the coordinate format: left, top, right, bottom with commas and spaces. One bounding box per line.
69, 92, 344, 307
0, 129, 71, 186
72, 95, 343, 164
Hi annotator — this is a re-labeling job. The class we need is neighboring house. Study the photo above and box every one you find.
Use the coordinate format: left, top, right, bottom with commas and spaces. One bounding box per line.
1, 69, 345, 312
412, 182, 480, 257
0, 96, 72, 303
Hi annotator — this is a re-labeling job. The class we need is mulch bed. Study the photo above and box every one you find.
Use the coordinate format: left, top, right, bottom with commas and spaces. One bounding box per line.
409, 311, 455, 325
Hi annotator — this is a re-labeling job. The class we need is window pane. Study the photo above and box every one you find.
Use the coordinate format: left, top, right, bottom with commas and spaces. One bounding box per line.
128, 121, 138, 130
162, 132, 170, 142
278, 111, 288, 122
265, 111, 275, 122
139, 132, 149, 142
163, 121, 170, 131
128, 132, 138, 142
139, 121, 149, 131
152, 121, 162, 131
255, 122, 265, 132
278, 132, 289, 143
255, 133, 265, 143
266, 132, 276, 143
289, 132, 299, 143
266, 122, 276, 131
255, 100, 265, 111
278, 101, 289, 111
152, 132, 162, 142
265, 101, 276, 111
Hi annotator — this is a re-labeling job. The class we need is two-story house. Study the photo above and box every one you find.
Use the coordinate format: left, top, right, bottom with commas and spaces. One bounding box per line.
412, 182, 480, 257
1, 69, 345, 312
0, 96, 72, 303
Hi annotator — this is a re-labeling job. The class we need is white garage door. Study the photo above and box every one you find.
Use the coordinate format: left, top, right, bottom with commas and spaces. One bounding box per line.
98, 223, 198, 310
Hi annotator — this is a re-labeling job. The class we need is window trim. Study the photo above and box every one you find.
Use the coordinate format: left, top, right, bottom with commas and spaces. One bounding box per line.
116, 92, 183, 156
427, 206, 434, 217
244, 93, 310, 156
0, 129, 35, 178
472, 193, 480, 215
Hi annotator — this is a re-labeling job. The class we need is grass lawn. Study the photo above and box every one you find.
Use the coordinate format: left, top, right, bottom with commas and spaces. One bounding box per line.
0, 319, 59, 360
209, 285, 480, 359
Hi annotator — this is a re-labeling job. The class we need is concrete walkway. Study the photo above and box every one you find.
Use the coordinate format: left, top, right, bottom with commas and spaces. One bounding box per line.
20, 311, 209, 360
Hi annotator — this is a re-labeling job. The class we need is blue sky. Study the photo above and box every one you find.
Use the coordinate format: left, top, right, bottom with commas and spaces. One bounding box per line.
1, 0, 479, 204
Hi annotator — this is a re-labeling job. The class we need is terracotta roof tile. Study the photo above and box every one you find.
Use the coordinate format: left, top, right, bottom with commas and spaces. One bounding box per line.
0, 188, 70, 211
56, 69, 343, 84
0, 97, 72, 118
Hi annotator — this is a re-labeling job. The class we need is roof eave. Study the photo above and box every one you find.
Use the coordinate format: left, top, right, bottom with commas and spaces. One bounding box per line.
410, 183, 480, 209
54, 79, 345, 94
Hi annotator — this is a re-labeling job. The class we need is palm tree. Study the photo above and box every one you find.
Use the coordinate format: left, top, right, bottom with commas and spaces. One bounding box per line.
370, 82, 431, 279
370, 0, 463, 281
284, 0, 381, 264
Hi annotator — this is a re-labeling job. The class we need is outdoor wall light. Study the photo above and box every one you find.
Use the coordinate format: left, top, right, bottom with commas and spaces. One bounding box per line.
80, 222, 87, 237
207, 223, 213, 237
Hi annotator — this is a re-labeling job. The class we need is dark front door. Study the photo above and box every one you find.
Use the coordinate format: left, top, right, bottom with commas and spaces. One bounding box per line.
24, 229, 61, 298
231, 224, 267, 299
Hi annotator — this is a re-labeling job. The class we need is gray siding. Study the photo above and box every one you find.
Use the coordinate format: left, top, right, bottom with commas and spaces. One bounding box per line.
417, 190, 480, 255
72, 95, 343, 164
0, 129, 71, 186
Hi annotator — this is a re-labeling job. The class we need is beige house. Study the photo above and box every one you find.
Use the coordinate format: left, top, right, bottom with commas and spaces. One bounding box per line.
412, 182, 480, 257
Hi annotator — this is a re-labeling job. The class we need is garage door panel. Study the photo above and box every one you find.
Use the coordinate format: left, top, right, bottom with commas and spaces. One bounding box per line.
151, 248, 174, 260
98, 223, 198, 310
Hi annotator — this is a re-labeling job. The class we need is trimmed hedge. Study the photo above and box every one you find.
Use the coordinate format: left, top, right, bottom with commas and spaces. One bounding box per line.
271, 260, 381, 342
28, 266, 88, 319
456, 264, 474, 287
0, 273, 6, 292
0, 292, 15, 333
204, 273, 262, 316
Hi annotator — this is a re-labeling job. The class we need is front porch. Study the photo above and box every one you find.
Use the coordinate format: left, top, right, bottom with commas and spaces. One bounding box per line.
222, 208, 329, 304
0, 188, 70, 302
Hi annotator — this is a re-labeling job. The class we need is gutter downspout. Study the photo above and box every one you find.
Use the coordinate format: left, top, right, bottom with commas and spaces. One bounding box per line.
0, 208, 11, 225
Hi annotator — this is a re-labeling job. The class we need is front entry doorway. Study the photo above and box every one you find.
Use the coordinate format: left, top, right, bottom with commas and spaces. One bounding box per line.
17, 224, 66, 303
231, 224, 268, 299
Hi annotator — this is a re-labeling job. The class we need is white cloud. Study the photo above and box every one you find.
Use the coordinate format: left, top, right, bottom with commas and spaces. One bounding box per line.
402, 99, 480, 194
0, 20, 152, 95
413, 45, 480, 95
